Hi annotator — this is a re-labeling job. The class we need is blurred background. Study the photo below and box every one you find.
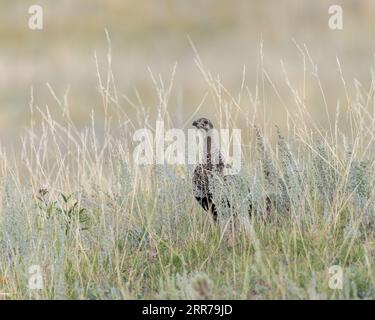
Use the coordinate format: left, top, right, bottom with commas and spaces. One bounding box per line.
1, 0, 375, 145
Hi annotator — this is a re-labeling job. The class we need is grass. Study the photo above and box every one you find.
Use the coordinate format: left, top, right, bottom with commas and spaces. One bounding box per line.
0, 40, 374, 300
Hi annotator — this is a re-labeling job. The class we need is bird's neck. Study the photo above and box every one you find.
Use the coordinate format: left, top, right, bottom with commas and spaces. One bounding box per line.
199, 129, 224, 170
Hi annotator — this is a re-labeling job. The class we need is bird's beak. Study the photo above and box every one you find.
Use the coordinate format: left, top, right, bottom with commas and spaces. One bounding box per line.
192, 120, 198, 127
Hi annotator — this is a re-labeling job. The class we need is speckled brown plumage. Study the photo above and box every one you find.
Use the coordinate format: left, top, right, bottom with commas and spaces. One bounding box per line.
191, 117, 225, 221
191, 117, 271, 221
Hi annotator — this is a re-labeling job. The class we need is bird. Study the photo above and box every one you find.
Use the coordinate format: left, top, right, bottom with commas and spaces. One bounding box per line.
191, 117, 272, 222
191, 117, 256, 222
191, 117, 224, 221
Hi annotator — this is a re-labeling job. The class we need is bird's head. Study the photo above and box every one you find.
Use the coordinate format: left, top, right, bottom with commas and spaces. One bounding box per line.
192, 117, 214, 131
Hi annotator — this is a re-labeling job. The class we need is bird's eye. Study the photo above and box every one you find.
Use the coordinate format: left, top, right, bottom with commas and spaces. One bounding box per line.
204, 120, 208, 124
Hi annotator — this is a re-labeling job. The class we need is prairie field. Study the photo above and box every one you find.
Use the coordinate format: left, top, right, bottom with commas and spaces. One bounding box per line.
0, 1, 374, 299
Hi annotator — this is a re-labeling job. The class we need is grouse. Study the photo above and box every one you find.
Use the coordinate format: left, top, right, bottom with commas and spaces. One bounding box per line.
191, 117, 225, 221
191, 117, 272, 222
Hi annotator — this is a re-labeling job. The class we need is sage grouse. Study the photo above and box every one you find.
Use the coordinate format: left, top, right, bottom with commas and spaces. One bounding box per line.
191, 117, 254, 221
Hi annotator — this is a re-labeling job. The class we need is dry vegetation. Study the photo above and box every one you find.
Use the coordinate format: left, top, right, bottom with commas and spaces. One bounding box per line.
0, 36, 374, 299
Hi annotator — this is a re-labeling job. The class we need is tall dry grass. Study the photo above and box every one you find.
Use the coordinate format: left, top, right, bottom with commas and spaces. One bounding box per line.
0, 39, 374, 299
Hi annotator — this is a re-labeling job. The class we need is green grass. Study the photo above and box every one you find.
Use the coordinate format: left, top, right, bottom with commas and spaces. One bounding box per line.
0, 42, 374, 300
